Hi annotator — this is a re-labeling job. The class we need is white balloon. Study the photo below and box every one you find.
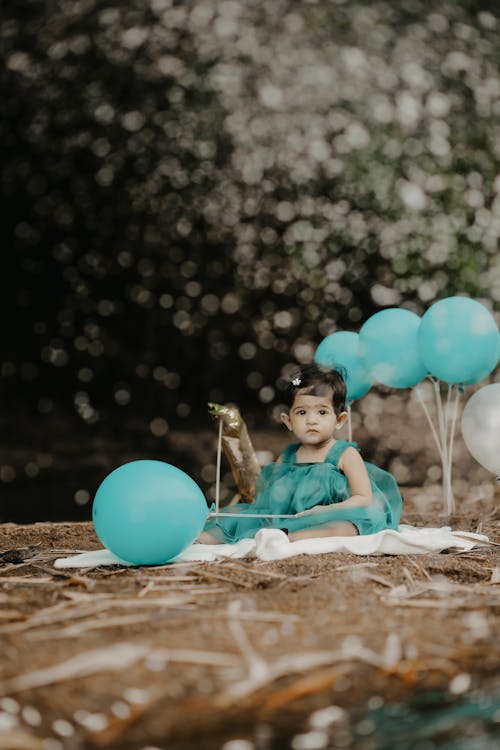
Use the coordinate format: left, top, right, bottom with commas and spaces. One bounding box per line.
461, 383, 500, 477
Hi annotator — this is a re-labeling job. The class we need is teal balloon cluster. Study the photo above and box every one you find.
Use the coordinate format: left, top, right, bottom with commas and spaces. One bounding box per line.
359, 308, 427, 389
92, 460, 208, 565
418, 297, 500, 385
315, 297, 500, 403
315, 331, 372, 403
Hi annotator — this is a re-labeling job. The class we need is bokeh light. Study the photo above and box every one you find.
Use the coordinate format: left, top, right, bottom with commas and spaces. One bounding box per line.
2, 0, 500, 519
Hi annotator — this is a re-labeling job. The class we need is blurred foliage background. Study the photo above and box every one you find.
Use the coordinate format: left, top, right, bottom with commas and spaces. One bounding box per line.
1, 0, 499, 520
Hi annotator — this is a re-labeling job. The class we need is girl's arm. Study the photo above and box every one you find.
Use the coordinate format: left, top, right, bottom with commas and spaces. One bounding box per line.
295, 447, 372, 516
337, 447, 372, 507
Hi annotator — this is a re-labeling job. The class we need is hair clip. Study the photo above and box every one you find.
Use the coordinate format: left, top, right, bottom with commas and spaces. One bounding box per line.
291, 377, 301, 386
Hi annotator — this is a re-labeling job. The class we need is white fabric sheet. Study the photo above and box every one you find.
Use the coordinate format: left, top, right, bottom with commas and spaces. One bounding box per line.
54, 525, 490, 568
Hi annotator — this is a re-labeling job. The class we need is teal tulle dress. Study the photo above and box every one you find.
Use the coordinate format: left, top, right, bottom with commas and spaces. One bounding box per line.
203, 440, 402, 543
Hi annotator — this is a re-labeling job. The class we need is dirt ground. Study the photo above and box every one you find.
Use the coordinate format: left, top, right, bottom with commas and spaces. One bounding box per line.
1, 489, 500, 750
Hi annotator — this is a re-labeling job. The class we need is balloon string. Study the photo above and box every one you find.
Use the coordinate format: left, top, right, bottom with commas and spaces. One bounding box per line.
347, 405, 352, 442
414, 386, 444, 460
208, 512, 297, 518
215, 418, 223, 514
446, 385, 460, 515
443, 383, 453, 514
445, 382, 453, 428
441, 383, 457, 515
432, 379, 447, 463
432, 378, 453, 514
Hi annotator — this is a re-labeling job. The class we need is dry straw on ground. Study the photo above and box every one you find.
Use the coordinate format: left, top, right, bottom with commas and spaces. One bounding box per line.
0, 490, 499, 749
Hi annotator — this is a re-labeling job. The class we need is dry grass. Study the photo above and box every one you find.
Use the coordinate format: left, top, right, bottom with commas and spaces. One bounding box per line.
0, 492, 499, 748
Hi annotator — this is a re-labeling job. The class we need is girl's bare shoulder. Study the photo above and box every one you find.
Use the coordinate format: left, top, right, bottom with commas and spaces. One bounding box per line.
338, 445, 363, 469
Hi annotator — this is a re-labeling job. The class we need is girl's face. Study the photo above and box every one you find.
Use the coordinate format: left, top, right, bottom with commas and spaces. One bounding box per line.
281, 388, 347, 447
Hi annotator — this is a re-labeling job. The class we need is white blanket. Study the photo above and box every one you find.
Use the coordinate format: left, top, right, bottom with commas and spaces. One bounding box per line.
54, 525, 490, 568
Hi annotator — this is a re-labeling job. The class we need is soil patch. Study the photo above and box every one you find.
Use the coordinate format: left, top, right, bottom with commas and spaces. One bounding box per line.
1, 492, 499, 749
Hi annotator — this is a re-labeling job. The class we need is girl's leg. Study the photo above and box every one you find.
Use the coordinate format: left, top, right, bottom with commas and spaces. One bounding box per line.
197, 531, 224, 545
288, 521, 358, 541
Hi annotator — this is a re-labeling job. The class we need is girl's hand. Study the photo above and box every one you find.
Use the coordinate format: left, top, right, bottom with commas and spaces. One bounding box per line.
295, 505, 325, 517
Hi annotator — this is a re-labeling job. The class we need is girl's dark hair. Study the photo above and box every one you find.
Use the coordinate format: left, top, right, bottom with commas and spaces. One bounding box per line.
286, 363, 347, 414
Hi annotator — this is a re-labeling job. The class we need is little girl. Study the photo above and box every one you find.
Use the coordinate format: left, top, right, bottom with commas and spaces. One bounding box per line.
199, 364, 402, 544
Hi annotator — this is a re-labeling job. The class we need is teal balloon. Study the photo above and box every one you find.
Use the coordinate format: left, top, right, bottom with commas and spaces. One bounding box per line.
315, 331, 372, 403
418, 297, 500, 384
92, 460, 208, 565
359, 308, 427, 388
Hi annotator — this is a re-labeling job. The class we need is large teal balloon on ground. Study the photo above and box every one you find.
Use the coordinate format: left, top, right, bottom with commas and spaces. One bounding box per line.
314, 331, 372, 404
418, 297, 500, 384
92, 460, 208, 565
359, 308, 427, 388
